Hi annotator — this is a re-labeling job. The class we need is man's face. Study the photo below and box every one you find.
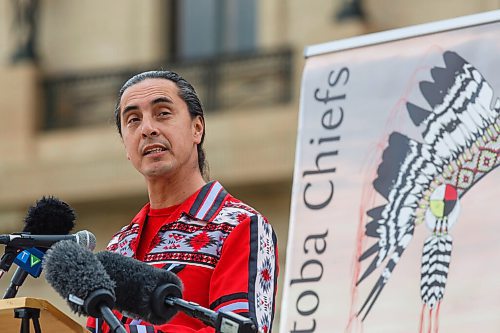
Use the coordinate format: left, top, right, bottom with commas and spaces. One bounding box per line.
119, 78, 203, 179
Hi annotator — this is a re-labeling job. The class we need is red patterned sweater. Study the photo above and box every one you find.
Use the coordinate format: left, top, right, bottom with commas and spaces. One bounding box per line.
86, 181, 279, 333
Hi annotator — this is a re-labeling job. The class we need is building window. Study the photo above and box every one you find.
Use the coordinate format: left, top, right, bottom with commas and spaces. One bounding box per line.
174, 0, 256, 60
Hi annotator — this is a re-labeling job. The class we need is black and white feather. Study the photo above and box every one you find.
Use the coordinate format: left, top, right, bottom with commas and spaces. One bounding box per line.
420, 234, 452, 309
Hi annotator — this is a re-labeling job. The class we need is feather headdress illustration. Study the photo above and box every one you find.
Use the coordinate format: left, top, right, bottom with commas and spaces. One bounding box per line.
356, 51, 499, 322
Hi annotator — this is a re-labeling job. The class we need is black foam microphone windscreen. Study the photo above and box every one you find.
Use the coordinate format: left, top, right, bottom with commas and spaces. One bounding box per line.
24, 196, 76, 235
96, 251, 183, 324
0, 196, 76, 274
2, 196, 78, 298
44, 240, 115, 316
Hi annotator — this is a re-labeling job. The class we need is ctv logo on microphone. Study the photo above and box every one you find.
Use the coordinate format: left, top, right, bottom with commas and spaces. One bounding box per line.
14, 247, 44, 277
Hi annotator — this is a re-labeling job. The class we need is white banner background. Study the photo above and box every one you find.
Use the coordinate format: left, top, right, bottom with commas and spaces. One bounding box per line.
280, 12, 500, 333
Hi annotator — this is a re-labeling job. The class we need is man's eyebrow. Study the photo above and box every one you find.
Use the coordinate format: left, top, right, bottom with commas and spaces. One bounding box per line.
122, 97, 174, 116
122, 104, 138, 116
152, 97, 173, 105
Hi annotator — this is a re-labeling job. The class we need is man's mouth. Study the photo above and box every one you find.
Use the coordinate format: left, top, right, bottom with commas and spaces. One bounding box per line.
142, 144, 168, 156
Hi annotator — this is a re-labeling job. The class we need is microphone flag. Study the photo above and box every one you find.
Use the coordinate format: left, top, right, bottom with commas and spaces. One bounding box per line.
13, 247, 44, 278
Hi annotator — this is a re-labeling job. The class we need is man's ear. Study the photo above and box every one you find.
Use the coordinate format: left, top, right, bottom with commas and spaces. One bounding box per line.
192, 116, 204, 144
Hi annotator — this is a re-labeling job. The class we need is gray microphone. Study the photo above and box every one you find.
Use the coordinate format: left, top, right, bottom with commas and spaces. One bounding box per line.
44, 240, 126, 333
96, 251, 257, 332
95, 251, 183, 325
0, 230, 96, 250
3, 230, 96, 299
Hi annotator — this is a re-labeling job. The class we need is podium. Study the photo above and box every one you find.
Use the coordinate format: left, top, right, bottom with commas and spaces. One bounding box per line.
0, 297, 90, 333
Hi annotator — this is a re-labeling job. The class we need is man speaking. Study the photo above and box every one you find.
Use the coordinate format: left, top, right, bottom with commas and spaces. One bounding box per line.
86, 71, 279, 333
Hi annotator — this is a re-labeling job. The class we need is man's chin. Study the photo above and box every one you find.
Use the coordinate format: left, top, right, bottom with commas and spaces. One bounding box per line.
141, 165, 174, 178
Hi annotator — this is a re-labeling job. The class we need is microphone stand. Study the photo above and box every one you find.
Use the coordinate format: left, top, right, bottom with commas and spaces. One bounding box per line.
2, 247, 42, 332
14, 307, 42, 333
0, 246, 19, 280
3, 268, 29, 299
83, 289, 127, 333
166, 297, 257, 333
4, 247, 46, 299
154, 284, 257, 333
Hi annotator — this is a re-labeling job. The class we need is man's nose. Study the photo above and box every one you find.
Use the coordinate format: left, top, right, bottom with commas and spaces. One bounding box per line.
141, 117, 159, 138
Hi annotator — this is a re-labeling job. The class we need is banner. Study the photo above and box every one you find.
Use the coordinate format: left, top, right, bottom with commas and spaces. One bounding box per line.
280, 11, 500, 333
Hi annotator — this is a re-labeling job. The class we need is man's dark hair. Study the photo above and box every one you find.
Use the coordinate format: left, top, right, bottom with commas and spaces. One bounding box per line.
114, 70, 208, 178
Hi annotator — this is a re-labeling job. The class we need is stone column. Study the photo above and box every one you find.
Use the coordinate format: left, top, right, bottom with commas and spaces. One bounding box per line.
0, 64, 40, 165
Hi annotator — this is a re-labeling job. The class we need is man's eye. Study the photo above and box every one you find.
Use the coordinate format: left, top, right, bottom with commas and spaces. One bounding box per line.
158, 111, 170, 117
127, 117, 140, 124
